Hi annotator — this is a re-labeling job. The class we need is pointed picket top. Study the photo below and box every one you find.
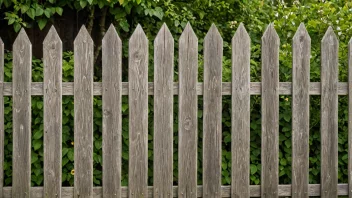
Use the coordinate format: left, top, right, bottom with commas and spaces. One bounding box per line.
293, 23, 310, 41
155, 23, 173, 45
262, 23, 279, 43
322, 26, 338, 44
232, 23, 250, 43
43, 26, 62, 45
103, 24, 121, 44
180, 22, 198, 42
205, 24, 222, 41
130, 24, 148, 44
74, 25, 93, 45
14, 28, 31, 46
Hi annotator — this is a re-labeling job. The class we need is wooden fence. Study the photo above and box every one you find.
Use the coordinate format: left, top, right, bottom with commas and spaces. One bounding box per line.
0, 22, 351, 198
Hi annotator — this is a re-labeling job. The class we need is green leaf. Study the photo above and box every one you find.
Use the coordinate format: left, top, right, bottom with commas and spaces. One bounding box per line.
37, 101, 43, 109
33, 139, 42, 150
250, 164, 257, 174
118, 0, 124, 5
94, 141, 102, 149
36, 7, 44, 16
38, 18, 47, 30
21, 5, 30, 13
87, 0, 93, 5
33, 130, 43, 140
13, 22, 21, 32
67, 149, 74, 161
119, 20, 129, 32
79, 0, 87, 8
27, 8, 35, 19
8, 17, 15, 25
44, 8, 51, 18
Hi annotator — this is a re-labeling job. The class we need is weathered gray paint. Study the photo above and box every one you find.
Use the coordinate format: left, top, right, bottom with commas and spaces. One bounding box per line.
178, 23, 198, 198
74, 26, 94, 198
320, 26, 338, 198
203, 24, 222, 198
12, 29, 32, 198
43, 26, 62, 198
349, 37, 352, 198
153, 24, 174, 198
128, 24, 148, 198
102, 24, 122, 198
292, 23, 310, 198
261, 24, 279, 198
231, 23, 250, 198
0, 37, 4, 198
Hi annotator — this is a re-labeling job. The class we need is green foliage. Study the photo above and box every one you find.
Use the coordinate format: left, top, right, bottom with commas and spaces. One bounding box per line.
2, 0, 352, 187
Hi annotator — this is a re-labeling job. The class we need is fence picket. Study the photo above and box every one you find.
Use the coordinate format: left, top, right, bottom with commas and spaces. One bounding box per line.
203, 24, 222, 198
321, 27, 338, 198
261, 24, 279, 198
102, 25, 122, 198
292, 23, 310, 198
128, 24, 148, 198
0, 38, 4, 198
153, 24, 174, 198
349, 37, 352, 198
178, 23, 198, 198
12, 29, 32, 198
74, 26, 94, 198
43, 26, 62, 198
231, 23, 250, 198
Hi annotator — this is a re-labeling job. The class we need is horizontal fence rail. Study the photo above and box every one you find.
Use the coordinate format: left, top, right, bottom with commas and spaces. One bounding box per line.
0, 22, 352, 198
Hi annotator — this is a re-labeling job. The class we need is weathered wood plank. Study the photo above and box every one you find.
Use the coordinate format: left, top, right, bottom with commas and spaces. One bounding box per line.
292, 23, 310, 198
261, 24, 279, 198
1, 184, 351, 197
178, 23, 198, 198
203, 24, 222, 198
231, 23, 250, 198
128, 24, 148, 198
0, 37, 4, 198
153, 24, 174, 198
321, 26, 338, 198
43, 26, 62, 198
74, 26, 94, 198
12, 29, 32, 198
349, 37, 352, 198
102, 25, 122, 198
2, 82, 351, 96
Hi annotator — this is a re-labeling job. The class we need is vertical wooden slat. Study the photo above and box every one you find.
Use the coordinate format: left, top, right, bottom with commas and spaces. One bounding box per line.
43, 26, 62, 198
292, 23, 310, 198
261, 24, 279, 198
102, 24, 122, 198
178, 22, 198, 198
321, 26, 338, 198
0, 38, 4, 198
231, 23, 250, 198
153, 24, 174, 198
128, 24, 148, 198
349, 37, 352, 198
12, 29, 32, 198
203, 24, 222, 198
74, 26, 94, 198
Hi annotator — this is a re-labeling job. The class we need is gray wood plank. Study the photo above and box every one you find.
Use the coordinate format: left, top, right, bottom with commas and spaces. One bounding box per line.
178, 22, 198, 198
128, 24, 148, 198
153, 23, 174, 198
12, 29, 32, 198
261, 24, 279, 198
102, 24, 122, 198
231, 23, 250, 198
43, 26, 62, 198
0, 37, 4, 198
203, 24, 222, 198
349, 37, 352, 198
292, 23, 310, 198
74, 26, 94, 198
12, 29, 32, 197
321, 26, 338, 198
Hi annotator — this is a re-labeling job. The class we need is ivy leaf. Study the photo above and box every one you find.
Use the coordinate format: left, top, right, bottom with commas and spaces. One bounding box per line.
36, 6, 44, 16
56, 7, 63, 16
44, 8, 51, 18
38, 18, 47, 30
119, 0, 124, 5
250, 164, 257, 174
8, 17, 15, 25
27, 8, 36, 19
21, 5, 30, 14
13, 22, 21, 32
79, 0, 87, 8
87, 0, 93, 5
119, 20, 129, 32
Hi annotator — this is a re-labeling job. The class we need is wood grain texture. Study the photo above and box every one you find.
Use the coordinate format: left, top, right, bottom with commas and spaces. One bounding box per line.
0, 38, 4, 198
128, 24, 148, 198
231, 23, 250, 198
102, 24, 122, 198
2, 184, 351, 197
261, 24, 279, 198
74, 26, 94, 198
349, 37, 352, 198
178, 23, 198, 198
43, 26, 62, 198
321, 26, 338, 198
2, 82, 351, 96
12, 29, 32, 198
153, 24, 174, 198
203, 24, 222, 198
292, 23, 310, 198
